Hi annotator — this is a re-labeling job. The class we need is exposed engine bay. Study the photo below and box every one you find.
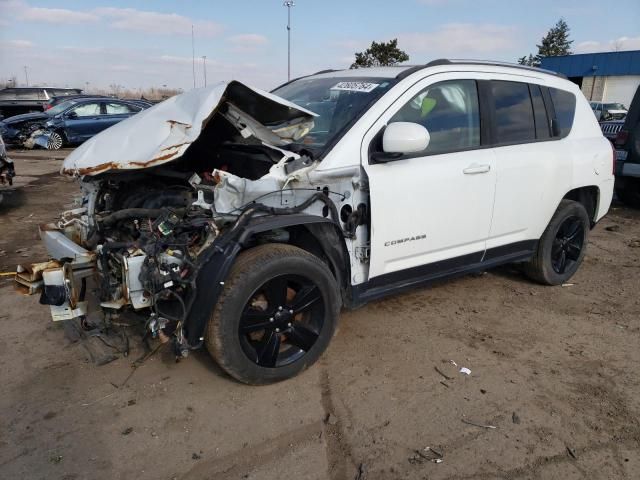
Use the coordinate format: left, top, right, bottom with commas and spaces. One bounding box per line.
16, 81, 371, 361
40, 151, 364, 359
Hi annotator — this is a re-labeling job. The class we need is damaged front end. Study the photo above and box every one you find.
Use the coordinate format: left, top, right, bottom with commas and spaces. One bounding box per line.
0, 118, 48, 149
0, 135, 15, 204
17, 81, 359, 360
23, 128, 57, 150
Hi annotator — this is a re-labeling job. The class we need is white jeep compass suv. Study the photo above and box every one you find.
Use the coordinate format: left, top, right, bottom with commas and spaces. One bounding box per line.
19, 59, 614, 384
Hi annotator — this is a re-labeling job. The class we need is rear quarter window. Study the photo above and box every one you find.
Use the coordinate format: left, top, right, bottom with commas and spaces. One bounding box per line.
48, 89, 81, 97
549, 88, 576, 138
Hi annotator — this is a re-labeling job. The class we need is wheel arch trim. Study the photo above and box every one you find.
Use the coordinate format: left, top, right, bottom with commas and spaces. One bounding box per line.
184, 214, 349, 346
562, 185, 600, 226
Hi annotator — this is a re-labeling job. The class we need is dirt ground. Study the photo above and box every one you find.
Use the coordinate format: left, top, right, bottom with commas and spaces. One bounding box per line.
1, 149, 639, 480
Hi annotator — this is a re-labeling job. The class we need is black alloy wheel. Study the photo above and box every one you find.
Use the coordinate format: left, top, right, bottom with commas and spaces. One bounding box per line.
551, 216, 584, 274
205, 243, 340, 384
523, 199, 590, 285
239, 274, 325, 368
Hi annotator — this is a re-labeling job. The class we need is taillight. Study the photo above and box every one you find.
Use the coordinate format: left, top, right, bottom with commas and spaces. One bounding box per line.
614, 129, 628, 147
43, 104, 51, 110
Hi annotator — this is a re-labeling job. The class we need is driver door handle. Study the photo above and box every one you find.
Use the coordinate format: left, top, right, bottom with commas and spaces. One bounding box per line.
463, 164, 491, 174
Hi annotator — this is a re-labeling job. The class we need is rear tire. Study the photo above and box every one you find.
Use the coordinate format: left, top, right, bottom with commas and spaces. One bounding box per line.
615, 178, 640, 208
523, 200, 590, 285
205, 243, 340, 385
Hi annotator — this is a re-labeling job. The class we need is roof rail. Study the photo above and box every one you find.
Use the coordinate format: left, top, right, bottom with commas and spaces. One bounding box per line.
397, 58, 567, 79
312, 69, 339, 75
395, 65, 430, 80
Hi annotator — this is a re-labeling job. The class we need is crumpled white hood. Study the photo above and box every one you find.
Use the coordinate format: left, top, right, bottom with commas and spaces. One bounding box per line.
61, 81, 316, 176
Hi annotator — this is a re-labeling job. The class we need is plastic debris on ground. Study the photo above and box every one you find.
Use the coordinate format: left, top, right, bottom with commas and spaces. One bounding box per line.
408, 446, 443, 465
461, 418, 497, 429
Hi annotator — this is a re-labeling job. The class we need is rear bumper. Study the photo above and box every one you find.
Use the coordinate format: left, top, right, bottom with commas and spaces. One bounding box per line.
616, 161, 640, 178
596, 178, 615, 222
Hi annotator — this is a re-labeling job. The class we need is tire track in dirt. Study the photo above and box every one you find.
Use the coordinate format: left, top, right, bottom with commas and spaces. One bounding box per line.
440, 436, 639, 479
178, 421, 324, 480
319, 367, 358, 480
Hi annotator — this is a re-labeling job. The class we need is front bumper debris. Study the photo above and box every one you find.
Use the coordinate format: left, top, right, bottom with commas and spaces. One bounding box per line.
16, 226, 95, 321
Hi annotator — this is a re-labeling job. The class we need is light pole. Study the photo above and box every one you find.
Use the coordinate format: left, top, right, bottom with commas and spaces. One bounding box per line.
191, 24, 196, 88
283, 1, 295, 81
202, 56, 207, 87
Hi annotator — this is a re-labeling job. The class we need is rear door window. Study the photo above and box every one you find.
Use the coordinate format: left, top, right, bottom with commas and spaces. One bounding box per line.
491, 81, 536, 144
549, 88, 576, 137
105, 102, 133, 114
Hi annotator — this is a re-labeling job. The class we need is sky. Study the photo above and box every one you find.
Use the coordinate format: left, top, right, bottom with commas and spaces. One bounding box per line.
0, 0, 639, 93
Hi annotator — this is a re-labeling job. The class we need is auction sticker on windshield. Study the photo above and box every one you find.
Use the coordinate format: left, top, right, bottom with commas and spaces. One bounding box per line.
331, 82, 379, 93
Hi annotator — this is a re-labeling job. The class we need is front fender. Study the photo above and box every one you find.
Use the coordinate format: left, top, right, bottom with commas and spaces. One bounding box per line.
184, 214, 344, 345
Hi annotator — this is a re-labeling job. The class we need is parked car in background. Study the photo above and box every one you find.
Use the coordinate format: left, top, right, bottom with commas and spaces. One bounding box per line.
121, 99, 155, 109
600, 117, 625, 143
590, 101, 627, 121
0, 135, 15, 205
43, 94, 109, 111
0, 87, 82, 118
0, 97, 149, 150
613, 85, 640, 207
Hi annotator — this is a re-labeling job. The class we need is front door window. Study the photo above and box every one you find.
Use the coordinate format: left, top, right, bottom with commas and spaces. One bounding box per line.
389, 79, 480, 155
70, 103, 101, 117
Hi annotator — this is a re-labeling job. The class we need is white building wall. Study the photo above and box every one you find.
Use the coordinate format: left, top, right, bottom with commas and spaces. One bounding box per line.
603, 75, 640, 106
581, 76, 606, 101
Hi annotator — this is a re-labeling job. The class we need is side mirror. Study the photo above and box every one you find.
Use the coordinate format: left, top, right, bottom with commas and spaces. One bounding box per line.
66, 111, 78, 119
383, 122, 430, 154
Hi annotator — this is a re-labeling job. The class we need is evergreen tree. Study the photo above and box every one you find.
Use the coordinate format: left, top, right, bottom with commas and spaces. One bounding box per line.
518, 19, 573, 67
537, 19, 573, 58
351, 39, 409, 69
518, 54, 538, 67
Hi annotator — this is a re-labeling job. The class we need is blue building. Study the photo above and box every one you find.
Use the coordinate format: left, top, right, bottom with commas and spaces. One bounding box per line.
540, 50, 640, 106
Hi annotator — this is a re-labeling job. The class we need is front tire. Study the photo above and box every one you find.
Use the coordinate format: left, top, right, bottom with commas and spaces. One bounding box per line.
523, 200, 590, 285
46, 131, 64, 150
205, 243, 340, 384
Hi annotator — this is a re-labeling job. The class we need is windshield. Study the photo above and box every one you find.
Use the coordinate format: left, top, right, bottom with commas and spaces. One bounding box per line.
47, 99, 81, 116
272, 76, 395, 154
604, 103, 626, 110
